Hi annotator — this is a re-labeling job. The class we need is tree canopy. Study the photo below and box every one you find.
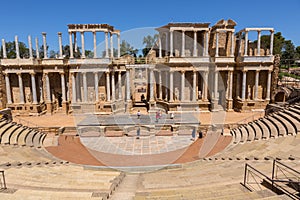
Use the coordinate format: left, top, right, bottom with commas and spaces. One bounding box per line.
142, 34, 158, 57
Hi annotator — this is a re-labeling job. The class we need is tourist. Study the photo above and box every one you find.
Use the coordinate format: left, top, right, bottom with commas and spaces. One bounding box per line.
155, 111, 160, 122
198, 131, 203, 138
137, 110, 141, 119
136, 127, 140, 139
191, 128, 196, 141
170, 112, 174, 119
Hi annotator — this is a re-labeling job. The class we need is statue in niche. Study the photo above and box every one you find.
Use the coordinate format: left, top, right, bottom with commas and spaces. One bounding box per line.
26, 93, 32, 103
175, 87, 179, 100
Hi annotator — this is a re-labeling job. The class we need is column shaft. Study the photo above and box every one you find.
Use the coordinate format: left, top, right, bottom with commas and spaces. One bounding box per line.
205, 31, 209, 56
31, 73, 37, 104
71, 73, 76, 103
230, 31, 235, 57
93, 31, 97, 58
105, 32, 109, 58
242, 71, 247, 100
2, 39, 7, 58
202, 71, 208, 100
76, 73, 80, 102
170, 31, 173, 57
28, 35, 33, 59
165, 71, 168, 100
45, 73, 51, 102
181, 71, 185, 101
229, 71, 233, 100
126, 69, 130, 101
61, 73, 66, 102
181, 30, 185, 57
35, 37, 40, 59
42, 32, 47, 59
270, 31, 274, 55
58, 32, 63, 58
5, 74, 12, 104
158, 71, 162, 99
18, 73, 24, 104
244, 31, 248, 56
254, 71, 259, 100
117, 34, 121, 58
257, 31, 261, 56
81, 32, 85, 58
215, 32, 219, 57
110, 32, 114, 58
193, 31, 197, 57
69, 32, 74, 58
15, 36, 20, 59
266, 71, 272, 100
192, 71, 197, 101
94, 72, 99, 102
149, 68, 154, 101
214, 70, 218, 100
118, 71, 122, 100
82, 72, 88, 102
106, 72, 111, 101
169, 71, 174, 102
158, 34, 162, 58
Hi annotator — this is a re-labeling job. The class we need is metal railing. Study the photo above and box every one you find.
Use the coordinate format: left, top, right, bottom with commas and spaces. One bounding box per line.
0, 170, 7, 190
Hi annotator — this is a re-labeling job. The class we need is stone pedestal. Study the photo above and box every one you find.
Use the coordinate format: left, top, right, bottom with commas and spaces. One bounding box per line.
62, 101, 69, 114
226, 99, 234, 112
46, 102, 52, 114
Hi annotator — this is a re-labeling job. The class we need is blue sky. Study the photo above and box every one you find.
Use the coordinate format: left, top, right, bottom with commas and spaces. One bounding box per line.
0, 0, 299, 52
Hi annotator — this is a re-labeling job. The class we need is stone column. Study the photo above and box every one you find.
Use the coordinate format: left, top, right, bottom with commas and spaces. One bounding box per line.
205, 30, 209, 56
266, 70, 272, 100
158, 71, 162, 99
82, 72, 88, 102
76, 73, 80, 102
241, 70, 247, 100
17, 73, 24, 104
71, 73, 76, 103
149, 68, 154, 101
15, 36, 20, 59
81, 31, 85, 58
35, 37, 40, 59
270, 30, 274, 55
60, 72, 66, 102
74, 32, 78, 53
238, 33, 243, 56
69, 32, 74, 58
5, 73, 12, 104
192, 70, 197, 101
117, 33, 121, 58
169, 71, 174, 102
165, 71, 168, 100
165, 32, 169, 55
111, 72, 116, 101
2, 39, 7, 58
228, 71, 233, 100
118, 71, 122, 100
93, 31, 97, 58
203, 71, 208, 101
257, 30, 261, 56
39, 78, 43, 103
181, 30, 185, 57
106, 72, 111, 101
158, 34, 162, 58
215, 31, 219, 57
230, 31, 235, 57
42, 32, 48, 59
94, 72, 99, 102
30, 72, 38, 104
170, 30, 173, 57
28, 35, 33, 59
244, 31, 248, 56
193, 31, 197, 57
110, 32, 114, 58
105, 31, 109, 58
126, 69, 130, 101
58, 32, 63, 58
214, 70, 218, 100
254, 70, 260, 100
45, 73, 51, 102
181, 71, 185, 101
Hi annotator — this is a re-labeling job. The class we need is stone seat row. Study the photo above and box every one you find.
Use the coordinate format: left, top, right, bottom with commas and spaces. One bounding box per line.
230, 104, 300, 144
0, 118, 46, 148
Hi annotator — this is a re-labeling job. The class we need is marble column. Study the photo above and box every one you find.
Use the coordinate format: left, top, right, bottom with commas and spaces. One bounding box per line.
30, 73, 38, 104
39, 78, 43, 103
238, 33, 243, 56
158, 34, 162, 58
45, 73, 51, 102
17, 73, 24, 104
106, 72, 111, 101
2, 39, 7, 58
126, 69, 130, 101
170, 31, 173, 57
71, 73, 76, 103
149, 68, 154, 101
42, 32, 48, 59
111, 72, 116, 101
215, 31, 219, 57
93, 31, 97, 58
270, 30, 274, 55
181, 30, 185, 57
118, 71, 122, 100
74, 32, 78, 53
181, 71, 185, 101
81, 31, 85, 58
169, 71, 174, 102
165, 32, 168, 55
117, 33, 121, 58
110, 33, 114, 58
76, 73, 81, 102
28, 35, 33, 59
244, 31, 248, 56
94, 72, 99, 102
193, 31, 197, 57
254, 70, 260, 100
241, 70, 247, 100
266, 70, 272, 100
15, 35, 20, 59
69, 32, 74, 58
158, 71, 162, 99
35, 37, 40, 59
60, 73, 66, 102
82, 72, 88, 102
58, 32, 63, 58
105, 31, 109, 58
228, 71, 233, 100
257, 31, 261, 56
205, 30, 209, 56
5, 74, 12, 104
202, 71, 208, 101
165, 71, 168, 100
214, 70, 218, 100
192, 70, 197, 101
230, 31, 235, 57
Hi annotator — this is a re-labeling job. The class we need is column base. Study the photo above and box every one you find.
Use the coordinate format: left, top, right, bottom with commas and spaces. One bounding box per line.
46, 101, 53, 114
62, 101, 69, 114
125, 100, 133, 113
226, 99, 233, 111
211, 99, 221, 112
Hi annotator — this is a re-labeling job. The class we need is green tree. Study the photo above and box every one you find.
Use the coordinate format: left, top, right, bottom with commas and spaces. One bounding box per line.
281, 40, 295, 60
142, 34, 158, 57
260, 32, 285, 55
120, 40, 138, 57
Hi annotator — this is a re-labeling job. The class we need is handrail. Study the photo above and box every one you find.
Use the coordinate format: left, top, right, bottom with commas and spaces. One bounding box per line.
274, 160, 300, 176
0, 170, 7, 190
243, 163, 272, 191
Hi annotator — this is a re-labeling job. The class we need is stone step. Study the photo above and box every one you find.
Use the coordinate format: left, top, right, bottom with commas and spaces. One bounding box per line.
111, 174, 139, 200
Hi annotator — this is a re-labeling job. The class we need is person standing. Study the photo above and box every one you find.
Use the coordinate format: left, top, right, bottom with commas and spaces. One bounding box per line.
137, 110, 141, 119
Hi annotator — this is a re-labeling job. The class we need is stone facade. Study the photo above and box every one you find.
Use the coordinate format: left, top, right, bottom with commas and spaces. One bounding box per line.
0, 19, 276, 115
